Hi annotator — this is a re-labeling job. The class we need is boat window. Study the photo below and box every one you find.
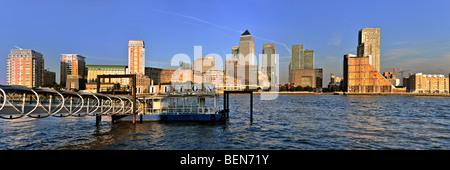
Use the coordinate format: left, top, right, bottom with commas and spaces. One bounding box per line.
205, 97, 214, 107
176, 98, 184, 107
190, 97, 199, 106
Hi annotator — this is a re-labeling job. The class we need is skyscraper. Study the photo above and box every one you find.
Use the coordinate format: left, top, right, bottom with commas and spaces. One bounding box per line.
262, 44, 276, 83
289, 45, 322, 89
304, 50, 314, 69
232, 46, 239, 59
7, 48, 44, 87
238, 30, 255, 65
357, 28, 381, 72
128, 40, 145, 75
60, 54, 86, 86
290, 45, 305, 70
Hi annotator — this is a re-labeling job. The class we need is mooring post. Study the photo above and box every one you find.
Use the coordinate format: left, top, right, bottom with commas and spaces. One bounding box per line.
250, 91, 253, 123
96, 114, 101, 126
226, 93, 229, 118
132, 74, 137, 124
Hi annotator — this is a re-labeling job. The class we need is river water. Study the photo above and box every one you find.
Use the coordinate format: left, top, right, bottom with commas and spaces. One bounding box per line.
0, 95, 449, 150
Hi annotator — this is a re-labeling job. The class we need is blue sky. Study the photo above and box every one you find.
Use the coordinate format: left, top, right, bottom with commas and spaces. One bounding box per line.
1, 0, 450, 85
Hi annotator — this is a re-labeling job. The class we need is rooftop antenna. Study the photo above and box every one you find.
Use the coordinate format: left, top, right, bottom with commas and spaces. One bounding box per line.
14, 46, 23, 50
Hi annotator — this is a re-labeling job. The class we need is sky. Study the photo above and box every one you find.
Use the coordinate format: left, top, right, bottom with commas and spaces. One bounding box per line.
1, 0, 450, 86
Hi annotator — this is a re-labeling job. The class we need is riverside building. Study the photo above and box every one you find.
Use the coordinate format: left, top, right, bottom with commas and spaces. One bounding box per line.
60, 54, 86, 89
7, 48, 44, 87
343, 54, 394, 93
407, 73, 448, 93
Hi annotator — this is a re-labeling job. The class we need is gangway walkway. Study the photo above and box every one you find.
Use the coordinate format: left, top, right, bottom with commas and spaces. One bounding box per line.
0, 85, 140, 123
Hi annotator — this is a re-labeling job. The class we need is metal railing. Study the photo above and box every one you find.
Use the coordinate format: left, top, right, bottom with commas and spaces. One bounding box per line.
0, 85, 139, 119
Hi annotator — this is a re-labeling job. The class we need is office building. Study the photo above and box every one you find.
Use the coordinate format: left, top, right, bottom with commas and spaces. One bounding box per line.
224, 58, 238, 89
60, 54, 86, 89
232, 46, 239, 59
289, 45, 321, 89
128, 40, 145, 75
228, 30, 259, 89
86, 65, 128, 84
236, 64, 258, 89
290, 68, 322, 89
193, 56, 215, 84
6, 49, 44, 87
357, 28, 381, 72
289, 45, 315, 82
304, 50, 314, 69
290, 45, 304, 71
238, 30, 255, 65
343, 54, 393, 93
408, 73, 448, 93
262, 44, 277, 83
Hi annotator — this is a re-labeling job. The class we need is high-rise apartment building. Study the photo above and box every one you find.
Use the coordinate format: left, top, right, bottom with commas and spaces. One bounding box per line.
43, 69, 56, 87
238, 30, 255, 65
357, 28, 381, 72
128, 40, 145, 75
7, 49, 44, 87
60, 54, 86, 86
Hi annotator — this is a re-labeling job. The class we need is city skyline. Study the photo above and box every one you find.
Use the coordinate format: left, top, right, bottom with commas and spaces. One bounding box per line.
1, 0, 450, 85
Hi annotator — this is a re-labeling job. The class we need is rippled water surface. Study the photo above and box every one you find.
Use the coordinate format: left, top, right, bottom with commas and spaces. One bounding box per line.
1, 95, 449, 150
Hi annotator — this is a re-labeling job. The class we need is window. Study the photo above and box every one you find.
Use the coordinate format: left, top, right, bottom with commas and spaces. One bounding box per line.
433, 81, 438, 90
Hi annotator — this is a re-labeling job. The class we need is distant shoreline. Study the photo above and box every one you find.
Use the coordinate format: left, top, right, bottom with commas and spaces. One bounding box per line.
219, 91, 450, 97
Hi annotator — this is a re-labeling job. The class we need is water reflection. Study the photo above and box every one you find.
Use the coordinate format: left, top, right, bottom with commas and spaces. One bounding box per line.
0, 95, 449, 150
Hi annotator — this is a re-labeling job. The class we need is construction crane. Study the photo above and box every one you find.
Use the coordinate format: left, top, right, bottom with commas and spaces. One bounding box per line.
398, 70, 410, 78
383, 68, 401, 77
438, 68, 447, 75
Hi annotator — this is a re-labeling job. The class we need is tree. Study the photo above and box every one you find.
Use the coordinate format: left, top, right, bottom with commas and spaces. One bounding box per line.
304, 86, 313, 91
295, 85, 303, 91
332, 85, 340, 92
280, 86, 287, 91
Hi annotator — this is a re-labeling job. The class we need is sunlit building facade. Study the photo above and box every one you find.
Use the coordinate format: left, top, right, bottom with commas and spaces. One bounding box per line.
7, 49, 44, 87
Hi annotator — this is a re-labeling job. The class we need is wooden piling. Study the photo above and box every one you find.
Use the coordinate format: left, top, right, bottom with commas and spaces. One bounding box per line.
96, 114, 101, 126
223, 91, 253, 122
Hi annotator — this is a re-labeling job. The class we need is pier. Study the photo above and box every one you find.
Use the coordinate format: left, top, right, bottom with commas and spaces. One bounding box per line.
0, 75, 256, 124
0, 74, 139, 125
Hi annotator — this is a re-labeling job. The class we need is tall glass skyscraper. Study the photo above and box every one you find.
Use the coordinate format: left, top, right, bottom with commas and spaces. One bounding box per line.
238, 30, 255, 65
262, 44, 276, 83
